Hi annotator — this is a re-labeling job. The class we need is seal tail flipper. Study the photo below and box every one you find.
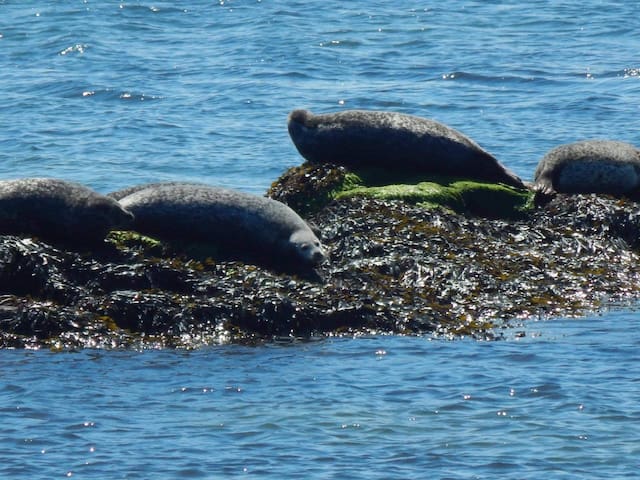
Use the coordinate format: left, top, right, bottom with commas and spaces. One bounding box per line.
489, 160, 526, 189
532, 176, 556, 196
478, 150, 526, 189
499, 168, 527, 190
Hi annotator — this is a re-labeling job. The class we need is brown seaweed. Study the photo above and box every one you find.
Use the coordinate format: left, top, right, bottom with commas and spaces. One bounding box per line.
2, 167, 640, 349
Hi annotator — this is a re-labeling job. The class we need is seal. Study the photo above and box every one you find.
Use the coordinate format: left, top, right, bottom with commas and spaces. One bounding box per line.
287, 109, 525, 189
533, 140, 640, 196
0, 177, 134, 244
114, 182, 327, 267
108, 181, 198, 201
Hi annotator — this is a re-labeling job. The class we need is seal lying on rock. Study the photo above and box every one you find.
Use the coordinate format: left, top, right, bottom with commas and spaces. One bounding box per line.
287, 109, 525, 189
114, 182, 327, 268
533, 140, 640, 196
0, 178, 134, 244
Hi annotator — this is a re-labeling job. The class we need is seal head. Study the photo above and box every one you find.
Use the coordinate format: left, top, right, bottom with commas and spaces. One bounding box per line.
289, 228, 326, 265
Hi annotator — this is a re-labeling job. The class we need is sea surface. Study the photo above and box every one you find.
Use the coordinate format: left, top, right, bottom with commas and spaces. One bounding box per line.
1, 314, 639, 479
1, 1, 640, 478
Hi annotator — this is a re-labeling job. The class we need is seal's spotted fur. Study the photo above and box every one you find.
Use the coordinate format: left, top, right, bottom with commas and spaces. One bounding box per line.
287, 109, 525, 189
0, 178, 133, 243
534, 140, 640, 196
115, 182, 327, 267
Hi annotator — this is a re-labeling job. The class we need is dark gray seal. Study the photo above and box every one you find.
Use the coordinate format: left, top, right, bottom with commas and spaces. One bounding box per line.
533, 140, 640, 196
114, 182, 327, 267
0, 178, 134, 243
287, 109, 525, 189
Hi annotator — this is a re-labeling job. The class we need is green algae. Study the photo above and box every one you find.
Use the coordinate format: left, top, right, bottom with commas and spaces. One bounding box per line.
309, 165, 534, 219
268, 163, 533, 219
107, 230, 226, 264
107, 230, 164, 256
444, 180, 534, 218
335, 181, 465, 212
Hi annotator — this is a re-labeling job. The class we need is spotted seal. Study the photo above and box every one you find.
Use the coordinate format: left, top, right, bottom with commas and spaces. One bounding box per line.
287, 109, 525, 189
114, 182, 327, 267
533, 140, 640, 196
0, 178, 134, 243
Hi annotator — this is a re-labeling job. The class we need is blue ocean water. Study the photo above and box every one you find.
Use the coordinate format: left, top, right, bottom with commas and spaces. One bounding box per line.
2, 1, 640, 193
1, 1, 640, 478
1, 313, 639, 479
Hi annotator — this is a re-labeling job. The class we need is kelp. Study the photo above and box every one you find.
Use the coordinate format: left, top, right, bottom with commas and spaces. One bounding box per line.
2, 165, 640, 349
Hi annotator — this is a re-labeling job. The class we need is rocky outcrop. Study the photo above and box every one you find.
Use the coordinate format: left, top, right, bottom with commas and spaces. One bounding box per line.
2, 164, 640, 349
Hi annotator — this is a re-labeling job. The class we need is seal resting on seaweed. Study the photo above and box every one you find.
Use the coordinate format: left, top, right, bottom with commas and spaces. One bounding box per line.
533, 140, 640, 196
114, 182, 327, 267
0, 178, 134, 244
287, 109, 525, 189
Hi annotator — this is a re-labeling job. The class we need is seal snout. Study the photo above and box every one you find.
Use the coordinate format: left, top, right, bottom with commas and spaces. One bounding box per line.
96, 196, 135, 229
290, 229, 328, 266
311, 242, 328, 265
300, 240, 328, 266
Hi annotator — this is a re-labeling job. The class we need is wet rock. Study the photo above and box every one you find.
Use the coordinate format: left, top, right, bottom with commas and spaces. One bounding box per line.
2, 167, 640, 349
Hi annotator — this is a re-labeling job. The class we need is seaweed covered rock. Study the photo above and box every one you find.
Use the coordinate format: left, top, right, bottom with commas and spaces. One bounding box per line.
267, 163, 354, 216
3, 182, 640, 349
268, 163, 532, 219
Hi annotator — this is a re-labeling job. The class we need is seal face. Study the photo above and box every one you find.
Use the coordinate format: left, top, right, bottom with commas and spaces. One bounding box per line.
0, 178, 134, 243
287, 109, 525, 189
533, 140, 640, 196
114, 182, 327, 267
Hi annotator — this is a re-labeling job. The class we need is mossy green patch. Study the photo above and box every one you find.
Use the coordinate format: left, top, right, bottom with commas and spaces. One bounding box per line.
268, 163, 533, 218
449, 180, 534, 218
335, 181, 465, 211
107, 230, 164, 255
334, 168, 534, 219
107, 230, 224, 262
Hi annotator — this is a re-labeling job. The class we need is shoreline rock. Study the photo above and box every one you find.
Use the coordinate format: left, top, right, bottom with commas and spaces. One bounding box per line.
268, 163, 532, 219
2, 166, 640, 349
